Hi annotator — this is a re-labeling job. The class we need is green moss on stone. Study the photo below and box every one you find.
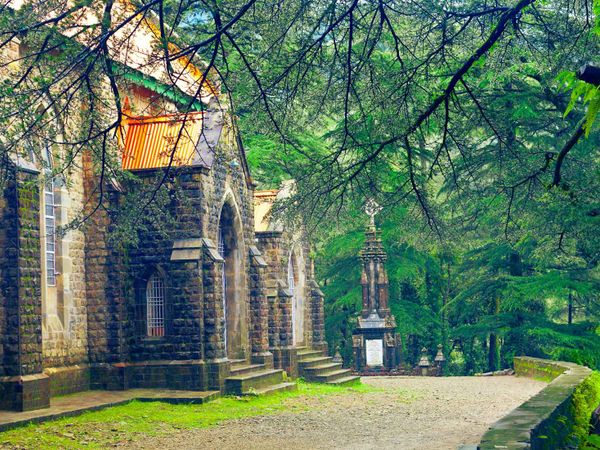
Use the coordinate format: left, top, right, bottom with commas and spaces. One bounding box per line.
483, 358, 600, 450
571, 372, 600, 448
531, 371, 600, 449
514, 358, 565, 382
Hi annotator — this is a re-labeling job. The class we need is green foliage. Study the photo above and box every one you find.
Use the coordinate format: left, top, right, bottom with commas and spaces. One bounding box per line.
570, 372, 600, 448
447, 239, 600, 373
221, 0, 599, 376
558, 71, 600, 137
583, 435, 600, 450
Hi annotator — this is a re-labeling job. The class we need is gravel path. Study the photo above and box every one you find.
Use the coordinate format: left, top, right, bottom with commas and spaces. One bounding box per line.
129, 376, 545, 450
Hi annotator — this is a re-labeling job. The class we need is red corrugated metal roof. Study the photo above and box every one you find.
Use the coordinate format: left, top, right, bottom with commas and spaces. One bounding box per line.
121, 112, 204, 170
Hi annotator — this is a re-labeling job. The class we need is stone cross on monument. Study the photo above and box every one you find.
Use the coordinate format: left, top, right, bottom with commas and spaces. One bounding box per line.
364, 198, 382, 228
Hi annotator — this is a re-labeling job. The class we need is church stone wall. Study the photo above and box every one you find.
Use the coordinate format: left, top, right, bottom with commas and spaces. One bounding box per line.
199, 112, 259, 365
0, 17, 316, 407
0, 166, 50, 411
255, 231, 296, 376
0, 44, 312, 402
0, 166, 12, 378
42, 154, 90, 396
124, 169, 205, 363
256, 228, 320, 349
77, 106, 267, 391
82, 153, 131, 390
248, 255, 271, 364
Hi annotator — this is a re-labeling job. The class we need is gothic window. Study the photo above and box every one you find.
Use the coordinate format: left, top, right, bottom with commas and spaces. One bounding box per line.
218, 222, 227, 349
287, 255, 296, 297
42, 143, 56, 287
146, 272, 166, 337
28, 106, 65, 332
44, 179, 56, 286
217, 199, 249, 359
288, 249, 305, 346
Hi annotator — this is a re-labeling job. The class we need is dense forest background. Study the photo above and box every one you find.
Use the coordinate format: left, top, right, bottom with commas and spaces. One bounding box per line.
222, 1, 600, 374
247, 135, 600, 374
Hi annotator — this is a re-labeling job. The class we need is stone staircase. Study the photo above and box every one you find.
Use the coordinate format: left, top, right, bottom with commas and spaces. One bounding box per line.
297, 347, 360, 385
225, 359, 297, 396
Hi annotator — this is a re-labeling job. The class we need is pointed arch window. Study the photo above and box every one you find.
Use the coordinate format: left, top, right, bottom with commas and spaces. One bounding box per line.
218, 223, 227, 349
287, 255, 296, 297
146, 272, 165, 337
42, 143, 56, 287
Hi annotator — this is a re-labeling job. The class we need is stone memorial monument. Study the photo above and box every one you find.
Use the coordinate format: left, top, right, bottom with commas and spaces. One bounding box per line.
352, 200, 402, 373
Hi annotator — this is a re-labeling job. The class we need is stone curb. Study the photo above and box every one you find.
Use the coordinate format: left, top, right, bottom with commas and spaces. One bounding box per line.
476, 357, 594, 450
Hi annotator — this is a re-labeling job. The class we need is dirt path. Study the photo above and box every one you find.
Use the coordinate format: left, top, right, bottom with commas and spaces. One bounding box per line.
129, 376, 545, 450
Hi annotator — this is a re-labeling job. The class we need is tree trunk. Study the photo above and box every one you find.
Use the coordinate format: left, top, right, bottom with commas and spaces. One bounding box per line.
488, 294, 500, 372
568, 292, 573, 324
440, 260, 451, 374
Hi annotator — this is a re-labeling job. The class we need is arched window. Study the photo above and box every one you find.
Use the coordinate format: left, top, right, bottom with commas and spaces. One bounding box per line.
287, 255, 296, 297
28, 105, 65, 333
146, 272, 165, 337
288, 253, 297, 343
217, 199, 249, 359
218, 222, 227, 350
43, 143, 56, 287
288, 249, 305, 346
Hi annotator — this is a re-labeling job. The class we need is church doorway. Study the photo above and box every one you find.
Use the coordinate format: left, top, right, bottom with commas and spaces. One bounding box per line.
288, 249, 305, 346
217, 201, 249, 360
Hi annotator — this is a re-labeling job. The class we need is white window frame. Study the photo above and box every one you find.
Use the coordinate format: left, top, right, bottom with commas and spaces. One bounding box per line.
42, 143, 56, 287
146, 272, 166, 337
44, 179, 56, 286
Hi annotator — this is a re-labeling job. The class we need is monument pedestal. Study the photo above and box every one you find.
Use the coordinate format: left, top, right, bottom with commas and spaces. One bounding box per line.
353, 312, 401, 373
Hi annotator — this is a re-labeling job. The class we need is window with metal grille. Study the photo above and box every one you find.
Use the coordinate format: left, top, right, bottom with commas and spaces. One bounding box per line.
146, 272, 165, 337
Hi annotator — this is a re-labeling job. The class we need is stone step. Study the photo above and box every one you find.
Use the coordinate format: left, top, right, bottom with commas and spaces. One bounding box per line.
303, 362, 342, 376
298, 356, 331, 369
229, 363, 266, 376
248, 382, 297, 396
297, 349, 324, 359
229, 359, 248, 368
225, 369, 285, 395
326, 375, 361, 386
313, 368, 354, 383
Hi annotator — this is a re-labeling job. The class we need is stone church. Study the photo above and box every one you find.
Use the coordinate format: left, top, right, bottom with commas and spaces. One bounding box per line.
0, 1, 357, 412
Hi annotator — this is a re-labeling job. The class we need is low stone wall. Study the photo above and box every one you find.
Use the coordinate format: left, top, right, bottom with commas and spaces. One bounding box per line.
45, 365, 91, 397
478, 356, 600, 450
89, 360, 209, 392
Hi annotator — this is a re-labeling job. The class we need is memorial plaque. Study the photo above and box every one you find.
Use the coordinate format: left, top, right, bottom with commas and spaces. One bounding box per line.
365, 339, 383, 366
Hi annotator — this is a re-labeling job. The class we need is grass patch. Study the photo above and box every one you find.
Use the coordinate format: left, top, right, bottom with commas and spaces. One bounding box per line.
0, 381, 375, 449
